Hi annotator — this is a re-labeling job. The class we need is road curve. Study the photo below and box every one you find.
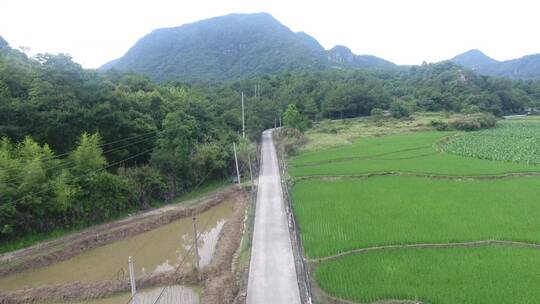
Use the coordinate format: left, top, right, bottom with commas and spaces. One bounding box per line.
247, 129, 301, 304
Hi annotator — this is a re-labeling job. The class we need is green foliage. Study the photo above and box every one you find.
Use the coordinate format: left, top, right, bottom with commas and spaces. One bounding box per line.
119, 165, 167, 208
370, 107, 383, 122
390, 100, 411, 118
316, 245, 540, 304
283, 104, 310, 132
430, 113, 497, 131
69, 133, 106, 174
441, 120, 540, 164
275, 128, 307, 156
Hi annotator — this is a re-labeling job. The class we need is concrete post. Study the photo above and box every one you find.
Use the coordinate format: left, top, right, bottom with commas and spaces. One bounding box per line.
128, 256, 138, 304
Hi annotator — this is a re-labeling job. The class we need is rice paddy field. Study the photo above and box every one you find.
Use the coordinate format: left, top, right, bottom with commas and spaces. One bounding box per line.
288, 116, 540, 303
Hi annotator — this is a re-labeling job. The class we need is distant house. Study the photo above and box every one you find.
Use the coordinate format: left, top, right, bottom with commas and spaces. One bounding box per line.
382, 110, 392, 117
525, 107, 540, 115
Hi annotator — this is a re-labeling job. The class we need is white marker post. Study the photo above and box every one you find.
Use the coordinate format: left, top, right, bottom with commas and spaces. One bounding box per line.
233, 142, 241, 185
128, 256, 138, 304
241, 92, 245, 138
192, 215, 200, 271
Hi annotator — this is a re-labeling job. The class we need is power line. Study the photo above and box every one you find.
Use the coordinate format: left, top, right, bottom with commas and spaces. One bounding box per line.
0, 130, 157, 171
2, 133, 157, 184
120, 198, 220, 304
3, 147, 154, 208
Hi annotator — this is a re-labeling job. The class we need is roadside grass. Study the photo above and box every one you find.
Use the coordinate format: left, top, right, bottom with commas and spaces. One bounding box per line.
0, 179, 231, 254
289, 132, 540, 177
292, 176, 540, 258
315, 244, 540, 304
301, 112, 450, 153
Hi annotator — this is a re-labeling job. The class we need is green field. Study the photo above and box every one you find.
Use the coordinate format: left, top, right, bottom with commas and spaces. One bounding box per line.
293, 176, 540, 258
290, 132, 540, 177
441, 121, 540, 164
315, 245, 540, 304
289, 118, 540, 303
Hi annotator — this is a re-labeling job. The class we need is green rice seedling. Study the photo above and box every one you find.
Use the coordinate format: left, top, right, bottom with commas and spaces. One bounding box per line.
315, 245, 540, 304
292, 176, 540, 258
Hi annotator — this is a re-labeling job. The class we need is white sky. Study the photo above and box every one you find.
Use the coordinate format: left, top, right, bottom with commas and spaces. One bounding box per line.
1, 0, 539, 68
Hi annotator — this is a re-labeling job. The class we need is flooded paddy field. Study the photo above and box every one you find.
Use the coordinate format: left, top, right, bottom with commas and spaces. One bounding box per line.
0, 186, 248, 304
0, 200, 232, 290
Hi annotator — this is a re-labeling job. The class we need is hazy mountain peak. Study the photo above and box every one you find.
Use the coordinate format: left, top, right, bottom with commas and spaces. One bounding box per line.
0, 36, 9, 48
451, 49, 540, 79
101, 13, 396, 81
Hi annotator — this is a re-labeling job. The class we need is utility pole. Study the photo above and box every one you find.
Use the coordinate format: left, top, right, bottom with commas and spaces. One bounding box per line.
247, 153, 254, 191
128, 256, 138, 304
274, 118, 277, 129
241, 92, 245, 138
233, 142, 241, 185
279, 116, 282, 128
192, 215, 200, 271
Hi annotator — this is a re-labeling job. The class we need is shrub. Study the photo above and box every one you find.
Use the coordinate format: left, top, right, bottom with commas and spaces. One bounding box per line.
449, 113, 497, 131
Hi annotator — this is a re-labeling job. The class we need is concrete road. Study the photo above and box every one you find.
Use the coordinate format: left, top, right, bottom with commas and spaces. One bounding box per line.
247, 129, 302, 304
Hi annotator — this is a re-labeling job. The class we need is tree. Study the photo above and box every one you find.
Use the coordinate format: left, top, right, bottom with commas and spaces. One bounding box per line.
283, 104, 310, 132
390, 100, 410, 118
371, 107, 384, 125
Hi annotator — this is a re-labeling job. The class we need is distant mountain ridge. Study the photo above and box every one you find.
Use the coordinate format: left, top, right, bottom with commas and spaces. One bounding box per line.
101, 13, 396, 81
451, 49, 540, 79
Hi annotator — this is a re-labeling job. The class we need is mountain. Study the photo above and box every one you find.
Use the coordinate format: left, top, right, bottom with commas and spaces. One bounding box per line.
0, 36, 8, 49
327, 45, 395, 69
102, 13, 395, 81
451, 49, 540, 79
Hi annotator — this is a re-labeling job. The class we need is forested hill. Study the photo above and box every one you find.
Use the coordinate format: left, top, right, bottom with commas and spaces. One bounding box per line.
2, 33, 540, 243
101, 13, 396, 82
451, 49, 540, 80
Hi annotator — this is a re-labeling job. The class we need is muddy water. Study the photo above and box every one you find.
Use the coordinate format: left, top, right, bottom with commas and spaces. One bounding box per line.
0, 200, 232, 291
66, 285, 200, 304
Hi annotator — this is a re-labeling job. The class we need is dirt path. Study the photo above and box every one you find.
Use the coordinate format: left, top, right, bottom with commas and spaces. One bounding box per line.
247, 129, 301, 304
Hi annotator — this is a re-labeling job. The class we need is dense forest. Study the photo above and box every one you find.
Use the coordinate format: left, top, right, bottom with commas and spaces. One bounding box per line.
1, 36, 540, 242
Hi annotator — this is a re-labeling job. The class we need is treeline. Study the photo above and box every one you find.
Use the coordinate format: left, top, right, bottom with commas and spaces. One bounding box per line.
223, 61, 540, 120
0, 45, 256, 241
2, 40, 540, 242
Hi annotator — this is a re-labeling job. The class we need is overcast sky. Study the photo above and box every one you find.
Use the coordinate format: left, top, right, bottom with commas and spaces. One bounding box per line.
1, 0, 539, 68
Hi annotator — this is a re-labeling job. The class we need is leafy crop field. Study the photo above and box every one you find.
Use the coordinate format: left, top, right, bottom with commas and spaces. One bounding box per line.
315, 245, 540, 304
293, 177, 540, 258
442, 121, 540, 164
290, 132, 540, 177
288, 118, 540, 303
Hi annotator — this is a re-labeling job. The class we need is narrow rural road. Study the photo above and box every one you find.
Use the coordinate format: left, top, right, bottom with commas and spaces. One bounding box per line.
247, 129, 302, 304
